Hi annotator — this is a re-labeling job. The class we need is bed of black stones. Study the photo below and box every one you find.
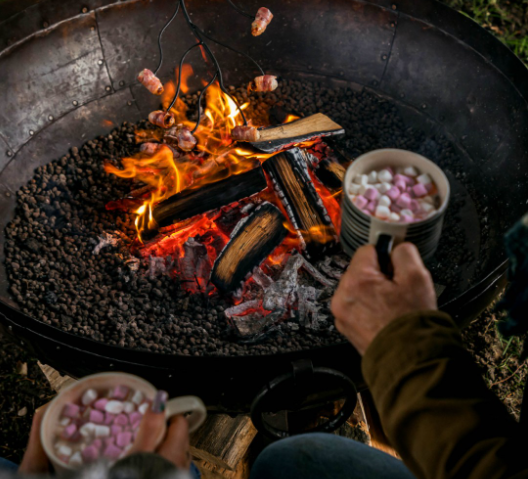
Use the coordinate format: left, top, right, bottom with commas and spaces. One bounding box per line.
4, 80, 473, 356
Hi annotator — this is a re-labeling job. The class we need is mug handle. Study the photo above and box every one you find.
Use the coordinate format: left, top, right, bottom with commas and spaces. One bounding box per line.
375, 233, 394, 278
165, 396, 207, 433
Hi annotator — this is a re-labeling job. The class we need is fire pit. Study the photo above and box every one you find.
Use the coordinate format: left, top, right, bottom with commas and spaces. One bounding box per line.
1, 0, 527, 419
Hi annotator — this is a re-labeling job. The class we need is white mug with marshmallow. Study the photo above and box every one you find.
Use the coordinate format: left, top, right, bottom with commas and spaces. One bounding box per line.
341, 149, 450, 272
40, 372, 207, 472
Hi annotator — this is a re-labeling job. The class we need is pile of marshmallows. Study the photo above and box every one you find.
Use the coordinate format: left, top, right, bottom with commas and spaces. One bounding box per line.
347, 166, 439, 223
54, 385, 149, 467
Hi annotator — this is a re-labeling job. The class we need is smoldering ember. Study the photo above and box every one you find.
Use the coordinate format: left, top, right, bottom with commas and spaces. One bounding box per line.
5, 78, 473, 357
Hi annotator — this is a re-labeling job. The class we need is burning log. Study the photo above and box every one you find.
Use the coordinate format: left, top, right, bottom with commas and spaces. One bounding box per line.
264, 148, 337, 258
151, 164, 267, 229
211, 203, 288, 292
250, 113, 344, 153
315, 159, 347, 192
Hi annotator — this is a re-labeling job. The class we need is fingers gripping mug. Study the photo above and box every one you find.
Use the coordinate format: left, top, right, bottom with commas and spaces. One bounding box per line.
340, 149, 450, 273
40, 372, 207, 472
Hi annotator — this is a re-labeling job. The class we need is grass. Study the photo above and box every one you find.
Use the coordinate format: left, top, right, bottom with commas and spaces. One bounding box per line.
443, 0, 528, 64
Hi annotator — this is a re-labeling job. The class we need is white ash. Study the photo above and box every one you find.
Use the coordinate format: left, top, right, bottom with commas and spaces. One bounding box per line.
93, 232, 120, 255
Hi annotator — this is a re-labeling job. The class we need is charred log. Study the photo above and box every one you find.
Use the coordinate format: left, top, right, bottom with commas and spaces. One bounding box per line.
211, 203, 288, 293
264, 148, 337, 258
151, 164, 267, 229
315, 159, 347, 192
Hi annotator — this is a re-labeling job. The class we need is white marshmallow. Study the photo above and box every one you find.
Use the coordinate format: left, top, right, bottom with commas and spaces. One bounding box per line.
138, 403, 149, 415
131, 390, 144, 406
375, 205, 391, 220
69, 452, 83, 467
367, 171, 378, 184
123, 401, 135, 414
105, 400, 124, 415
57, 444, 72, 457
377, 169, 393, 183
348, 183, 361, 195
94, 425, 110, 437
420, 202, 435, 214
403, 166, 418, 177
373, 183, 383, 191
353, 174, 368, 185
422, 195, 434, 204
82, 389, 98, 406
379, 182, 392, 194
378, 195, 391, 207
400, 209, 414, 218
417, 173, 432, 185
60, 417, 71, 427
389, 212, 400, 222
80, 422, 96, 437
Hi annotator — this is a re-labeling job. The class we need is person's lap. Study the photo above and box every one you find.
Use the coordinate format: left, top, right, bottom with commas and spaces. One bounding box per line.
250, 432, 415, 479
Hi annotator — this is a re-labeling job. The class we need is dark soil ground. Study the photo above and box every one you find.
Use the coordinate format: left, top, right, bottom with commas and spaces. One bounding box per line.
1, 0, 528, 465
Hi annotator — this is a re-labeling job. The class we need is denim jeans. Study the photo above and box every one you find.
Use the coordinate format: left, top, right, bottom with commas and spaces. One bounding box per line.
250, 433, 415, 479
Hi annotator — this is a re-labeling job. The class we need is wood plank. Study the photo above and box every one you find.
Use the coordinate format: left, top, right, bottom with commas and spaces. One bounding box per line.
190, 415, 257, 471
251, 114, 344, 153
211, 203, 288, 292
38, 362, 76, 393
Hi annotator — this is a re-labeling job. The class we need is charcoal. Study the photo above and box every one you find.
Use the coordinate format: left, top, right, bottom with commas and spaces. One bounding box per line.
4, 78, 473, 357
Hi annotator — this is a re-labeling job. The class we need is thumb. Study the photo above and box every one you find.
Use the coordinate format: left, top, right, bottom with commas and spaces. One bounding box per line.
129, 390, 168, 454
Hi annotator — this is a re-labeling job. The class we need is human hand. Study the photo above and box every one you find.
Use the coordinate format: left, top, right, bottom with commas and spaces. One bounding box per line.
19, 403, 51, 474
128, 391, 191, 470
331, 242, 437, 356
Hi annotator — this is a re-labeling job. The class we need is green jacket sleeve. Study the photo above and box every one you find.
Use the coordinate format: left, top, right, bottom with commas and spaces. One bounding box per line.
362, 310, 528, 479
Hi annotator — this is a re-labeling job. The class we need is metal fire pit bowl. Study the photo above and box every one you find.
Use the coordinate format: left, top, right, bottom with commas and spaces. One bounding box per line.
0, 0, 527, 420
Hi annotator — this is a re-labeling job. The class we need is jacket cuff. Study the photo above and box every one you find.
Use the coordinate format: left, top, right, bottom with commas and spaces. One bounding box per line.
362, 310, 458, 393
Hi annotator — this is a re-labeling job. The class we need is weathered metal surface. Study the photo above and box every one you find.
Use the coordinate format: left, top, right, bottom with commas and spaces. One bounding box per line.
0, 13, 112, 154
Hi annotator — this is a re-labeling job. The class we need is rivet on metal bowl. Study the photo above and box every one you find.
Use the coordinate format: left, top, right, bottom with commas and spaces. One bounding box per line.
8, 325, 12, 331
390, 22, 396, 27
29, 130, 34, 136
43, 21, 49, 28
392, 4, 397, 10
48, 115, 54, 121
81, 7, 88, 13
106, 86, 112, 92
109, 363, 114, 368
6, 151, 12, 157
400, 93, 405, 98
382, 54, 388, 60
127, 101, 133, 106
168, 374, 172, 378
73, 100, 79, 106
98, 60, 104, 66
56, 346, 60, 350
6, 192, 11, 197
119, 81, 125, 87
421, 104, 427, 109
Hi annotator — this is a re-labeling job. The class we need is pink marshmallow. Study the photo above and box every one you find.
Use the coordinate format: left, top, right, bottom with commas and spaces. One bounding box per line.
395, 193, 412, 209
386, 186, 401, 201
129, 412, 142, 428
62, 403, 80, 419
61, 423, 78, 439
401, 214, 414, 223
353, 195, 368, 210
104, 413, 116, 425
394, 179, 406, 191
82, 445, 99, 463
89, 409, 104, 424
394, 174, 413, 185
91, 439, 103, 450
103, 444, 123, 460
114, 414, 129, 427
425, 183, 433, 192
364, 187, 379, 201
385, 167, 394, 175
94, 399, 108, 411
391, 204, 402, 213
116, 432, 133, 448
410, 200, 421, 213
366, 201, 376, 214
412, 183, 428, 198
104, 436, 115, 447
111, 385, 129, 401
111, 425, 123, 436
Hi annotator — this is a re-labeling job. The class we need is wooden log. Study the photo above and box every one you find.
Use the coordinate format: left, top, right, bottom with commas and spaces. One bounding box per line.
190, 415, 257, 471
315, 158, 347, 192
250, 113, 344, 153
211, 203, 288, 292
152, 164, 267, 229
264, 148, 337, 259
